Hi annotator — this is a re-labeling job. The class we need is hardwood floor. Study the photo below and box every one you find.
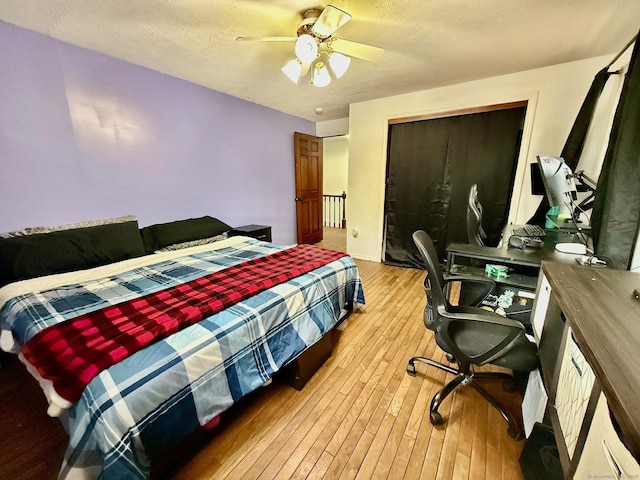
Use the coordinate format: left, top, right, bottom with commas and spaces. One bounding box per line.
0, 228, 525, 479
0, 353, 68, 479
172, 227, 525, 479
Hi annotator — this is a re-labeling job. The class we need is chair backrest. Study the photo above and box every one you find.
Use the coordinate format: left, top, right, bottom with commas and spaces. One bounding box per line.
412, 229, 532, 368
412, 230, 448, 330
466, 184, 486, 246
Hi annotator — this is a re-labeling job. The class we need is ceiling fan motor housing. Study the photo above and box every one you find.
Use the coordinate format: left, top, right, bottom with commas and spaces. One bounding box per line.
297, 8, 322, 37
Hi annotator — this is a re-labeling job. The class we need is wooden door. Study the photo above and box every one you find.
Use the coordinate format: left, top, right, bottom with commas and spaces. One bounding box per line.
294, 132, 323, 244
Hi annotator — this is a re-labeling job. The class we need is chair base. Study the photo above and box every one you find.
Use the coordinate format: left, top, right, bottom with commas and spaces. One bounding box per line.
406, 356, 524, 440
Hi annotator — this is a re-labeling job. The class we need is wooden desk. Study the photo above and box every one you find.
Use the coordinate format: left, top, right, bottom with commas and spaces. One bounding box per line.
533, 262, 640, 476
446, 228, 583, 290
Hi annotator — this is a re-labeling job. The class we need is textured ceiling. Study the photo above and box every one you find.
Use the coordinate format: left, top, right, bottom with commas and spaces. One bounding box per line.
1, 1, 639, 122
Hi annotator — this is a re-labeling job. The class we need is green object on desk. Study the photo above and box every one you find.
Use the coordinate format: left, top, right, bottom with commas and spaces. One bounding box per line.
545, 206, 561, 229
485, 264, 509, 279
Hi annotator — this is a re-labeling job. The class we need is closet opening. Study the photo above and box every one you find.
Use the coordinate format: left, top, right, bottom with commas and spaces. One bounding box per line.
383, 101, 527, 267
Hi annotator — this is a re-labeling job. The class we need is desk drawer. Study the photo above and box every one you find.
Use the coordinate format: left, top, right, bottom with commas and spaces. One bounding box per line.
555, 328, 596, 459
575, 393, 640, 478
229, 225, 272, 242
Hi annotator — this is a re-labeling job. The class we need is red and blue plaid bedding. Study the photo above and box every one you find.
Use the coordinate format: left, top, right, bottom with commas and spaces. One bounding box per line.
0, 238, 364, 479
22, 244, 348, 404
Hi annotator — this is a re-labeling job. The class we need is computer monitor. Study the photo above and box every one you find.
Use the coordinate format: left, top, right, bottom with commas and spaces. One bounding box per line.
536, 155, 578, 216
530, 163, 546, 196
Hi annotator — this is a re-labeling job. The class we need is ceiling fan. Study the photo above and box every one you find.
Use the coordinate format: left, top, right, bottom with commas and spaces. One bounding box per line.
236, 4, 384, 87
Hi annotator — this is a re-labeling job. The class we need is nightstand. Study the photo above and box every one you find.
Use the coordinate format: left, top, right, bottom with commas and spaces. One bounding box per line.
229, 224, 272, 242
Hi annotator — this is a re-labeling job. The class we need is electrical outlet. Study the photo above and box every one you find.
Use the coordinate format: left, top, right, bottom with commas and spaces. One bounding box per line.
352, 229, 358, 238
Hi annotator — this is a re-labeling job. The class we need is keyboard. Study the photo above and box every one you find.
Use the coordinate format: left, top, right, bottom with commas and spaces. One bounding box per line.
513, 224, 547, 238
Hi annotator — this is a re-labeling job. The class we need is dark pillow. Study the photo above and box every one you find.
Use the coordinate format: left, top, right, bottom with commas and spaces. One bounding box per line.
0, 221, 145, 286
140, 216, 231, 253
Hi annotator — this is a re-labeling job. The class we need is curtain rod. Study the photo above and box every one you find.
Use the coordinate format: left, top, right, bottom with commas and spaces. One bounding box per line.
607, 32, 638, 69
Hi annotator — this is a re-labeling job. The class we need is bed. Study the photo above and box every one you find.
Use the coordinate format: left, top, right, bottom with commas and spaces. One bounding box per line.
0, 216, 365, 479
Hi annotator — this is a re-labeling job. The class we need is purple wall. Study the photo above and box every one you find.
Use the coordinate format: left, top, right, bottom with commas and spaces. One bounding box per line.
0, 21, 314, 244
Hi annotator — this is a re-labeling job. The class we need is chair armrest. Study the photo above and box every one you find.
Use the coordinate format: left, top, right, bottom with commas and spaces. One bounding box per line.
443, 275, 496, 307
447, 306, 525, 330
443, 274, 494, 286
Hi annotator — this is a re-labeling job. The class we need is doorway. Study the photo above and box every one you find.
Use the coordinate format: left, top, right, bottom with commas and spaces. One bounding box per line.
295, 131, 351, 247
384, 103, 527, 267
294, 132, 323, 244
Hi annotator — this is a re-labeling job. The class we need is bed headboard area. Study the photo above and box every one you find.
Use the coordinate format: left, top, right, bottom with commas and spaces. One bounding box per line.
0, 215, 233, 286
139, 216, 231, 253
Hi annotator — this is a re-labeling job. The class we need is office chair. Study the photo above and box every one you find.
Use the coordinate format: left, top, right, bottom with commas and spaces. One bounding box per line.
467, 184, 488, 246
407, 230, 539, 439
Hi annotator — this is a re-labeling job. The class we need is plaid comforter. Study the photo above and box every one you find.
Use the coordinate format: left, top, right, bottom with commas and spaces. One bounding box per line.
22, 245, 348, 404
0, 237, 364, 479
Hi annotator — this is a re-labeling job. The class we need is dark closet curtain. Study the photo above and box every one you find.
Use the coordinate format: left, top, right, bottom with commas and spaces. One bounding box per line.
527, 67, 613, 225
384, 107, 525, 267
591, 35, 640, 269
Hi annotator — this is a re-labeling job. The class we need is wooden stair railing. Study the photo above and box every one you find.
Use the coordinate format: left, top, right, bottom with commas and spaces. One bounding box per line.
322, 192, 347, 228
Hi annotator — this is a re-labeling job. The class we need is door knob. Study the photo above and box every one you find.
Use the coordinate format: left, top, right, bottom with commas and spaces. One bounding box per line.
295, 197, 303, 201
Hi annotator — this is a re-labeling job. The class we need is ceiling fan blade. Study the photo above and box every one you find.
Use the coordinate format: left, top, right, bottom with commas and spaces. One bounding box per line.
312, 5, 351, 39
330, 38, 385, 62
236, 36, 296, 42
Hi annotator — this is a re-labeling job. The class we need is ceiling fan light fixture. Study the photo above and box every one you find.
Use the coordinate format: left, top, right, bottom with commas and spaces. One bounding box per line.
237, 5, 385, 90
312, 61, 331, 87
281, 59, 303, 84
328, 52, 351, 78
295, 34, 319, 63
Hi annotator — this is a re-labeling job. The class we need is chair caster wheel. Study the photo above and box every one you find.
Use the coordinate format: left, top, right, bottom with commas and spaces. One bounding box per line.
446, 353, 456, 363
502, 378, 517, 393
429, 411, 443, 426
406, 363, 416, 375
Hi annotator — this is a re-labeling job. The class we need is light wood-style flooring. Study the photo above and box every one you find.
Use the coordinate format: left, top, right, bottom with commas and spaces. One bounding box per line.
171, 228, 525, 479
0, 227, 525, 479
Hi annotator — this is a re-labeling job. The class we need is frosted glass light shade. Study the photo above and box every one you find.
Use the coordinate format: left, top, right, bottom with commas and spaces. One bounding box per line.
281, 59, 302, 84
295, 34, 319, 63
329, 52, 351, 78
312, 62, 331, 87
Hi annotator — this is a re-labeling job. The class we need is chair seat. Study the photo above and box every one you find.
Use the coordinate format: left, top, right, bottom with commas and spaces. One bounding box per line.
447, 304, 537, 371
448, 324, 538, 372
